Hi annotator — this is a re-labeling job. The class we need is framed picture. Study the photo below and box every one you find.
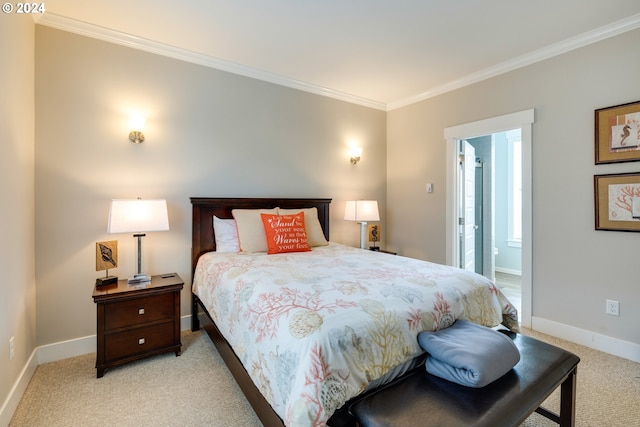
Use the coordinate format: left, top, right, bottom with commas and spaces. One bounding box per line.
96, 240, 118, 271
594, 172, 640, 231
595, 100, 640, 164
368, 224, 380, 243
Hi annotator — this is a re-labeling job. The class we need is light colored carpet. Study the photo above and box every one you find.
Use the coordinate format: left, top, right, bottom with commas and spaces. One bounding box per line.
10, 331, 262, 427
519, 328, 640, 427
9, 328, 640, 426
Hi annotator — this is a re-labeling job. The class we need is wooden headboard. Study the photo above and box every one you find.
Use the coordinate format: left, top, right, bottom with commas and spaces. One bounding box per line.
190, 197, 332, 277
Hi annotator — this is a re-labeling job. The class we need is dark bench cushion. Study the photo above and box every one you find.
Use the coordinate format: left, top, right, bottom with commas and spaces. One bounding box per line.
349, 332, 579, 427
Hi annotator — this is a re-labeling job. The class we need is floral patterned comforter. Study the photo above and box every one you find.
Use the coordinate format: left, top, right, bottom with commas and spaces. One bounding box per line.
192, 243, 519, 427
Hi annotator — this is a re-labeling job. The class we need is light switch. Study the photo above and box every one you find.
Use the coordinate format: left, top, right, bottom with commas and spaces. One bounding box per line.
426, 183, 434, 193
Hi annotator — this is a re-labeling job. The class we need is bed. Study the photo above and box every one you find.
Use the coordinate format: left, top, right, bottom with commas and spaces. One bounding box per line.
190, 197, 519, 427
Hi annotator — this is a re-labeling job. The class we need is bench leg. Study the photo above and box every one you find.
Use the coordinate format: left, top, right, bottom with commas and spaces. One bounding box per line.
534, 366, 577, 427
559, 366, 577, 427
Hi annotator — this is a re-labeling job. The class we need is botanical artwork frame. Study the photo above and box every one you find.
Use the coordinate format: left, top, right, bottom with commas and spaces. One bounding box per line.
594, 172, 640, 232
595, 100, 640, 164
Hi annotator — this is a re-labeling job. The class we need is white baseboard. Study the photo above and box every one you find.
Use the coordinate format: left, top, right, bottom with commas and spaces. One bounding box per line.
0, 348, 38, 427
532, 316, 640, 363
494, 266, 522, 276
180, 314, 192, 332
0, 315, 194, 427
37, 335, 96, 365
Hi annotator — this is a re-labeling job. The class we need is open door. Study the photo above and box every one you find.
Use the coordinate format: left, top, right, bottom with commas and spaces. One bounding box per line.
445, 109, 534, 328
460, 140, 476, 272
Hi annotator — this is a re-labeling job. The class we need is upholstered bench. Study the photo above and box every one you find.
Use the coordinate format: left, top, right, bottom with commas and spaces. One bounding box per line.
349, 332, 580, 427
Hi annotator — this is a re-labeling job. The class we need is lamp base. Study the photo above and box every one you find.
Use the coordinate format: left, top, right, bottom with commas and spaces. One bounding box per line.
96, 275, 118, 287
359, 221, 368, 249
128, 273, 151, 284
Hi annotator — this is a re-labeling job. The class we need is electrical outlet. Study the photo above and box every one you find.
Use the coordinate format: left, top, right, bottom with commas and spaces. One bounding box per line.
9, 336, 14, 360
606, 299, 620, 316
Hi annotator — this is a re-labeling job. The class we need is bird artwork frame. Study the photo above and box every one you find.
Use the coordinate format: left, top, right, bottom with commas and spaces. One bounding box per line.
595, 100, 640, 164
96, 240, 118, 286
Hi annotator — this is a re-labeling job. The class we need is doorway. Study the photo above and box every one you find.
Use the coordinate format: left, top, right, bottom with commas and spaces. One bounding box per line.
462, 131, 522, 315
444, 109, 534, 327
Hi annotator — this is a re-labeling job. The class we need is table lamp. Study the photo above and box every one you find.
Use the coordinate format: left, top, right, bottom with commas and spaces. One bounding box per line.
108, 198, 169, 283
344, 200, 380, 249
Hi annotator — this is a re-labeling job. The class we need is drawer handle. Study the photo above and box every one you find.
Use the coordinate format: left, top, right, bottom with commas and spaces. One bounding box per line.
138, 308, 145, 315
138, 337, 145, 345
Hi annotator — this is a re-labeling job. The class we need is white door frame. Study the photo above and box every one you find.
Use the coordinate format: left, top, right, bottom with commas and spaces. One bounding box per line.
460, 140, 476, 273
444, 109, 534, 327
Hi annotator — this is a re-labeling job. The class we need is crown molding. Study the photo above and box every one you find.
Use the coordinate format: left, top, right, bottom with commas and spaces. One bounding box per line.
34, 13, 387, 111
35, 12, 640, 112
387, 13, 640, 111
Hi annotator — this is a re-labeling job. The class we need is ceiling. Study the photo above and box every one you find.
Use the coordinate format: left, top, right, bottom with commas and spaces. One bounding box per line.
37, 1, 640, 110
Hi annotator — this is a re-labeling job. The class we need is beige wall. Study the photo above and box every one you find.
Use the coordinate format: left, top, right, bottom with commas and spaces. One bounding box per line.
34, 26, 387, 345
0, 14, 37, 420
387, 28, 640, 344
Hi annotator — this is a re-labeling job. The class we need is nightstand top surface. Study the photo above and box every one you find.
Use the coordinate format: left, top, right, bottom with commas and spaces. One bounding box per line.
92, 273, 184, 299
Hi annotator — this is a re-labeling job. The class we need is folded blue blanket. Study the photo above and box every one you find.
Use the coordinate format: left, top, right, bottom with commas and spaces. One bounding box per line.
417, 320, 520, 388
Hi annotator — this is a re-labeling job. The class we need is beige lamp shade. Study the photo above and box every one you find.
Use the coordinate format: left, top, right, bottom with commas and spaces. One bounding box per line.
344, 200, 380, 222
108, 199, 169, 233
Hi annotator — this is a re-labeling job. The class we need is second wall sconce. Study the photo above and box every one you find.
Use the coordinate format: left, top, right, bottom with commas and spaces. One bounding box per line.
350, 146, 363, 164
129, 113, 146, 144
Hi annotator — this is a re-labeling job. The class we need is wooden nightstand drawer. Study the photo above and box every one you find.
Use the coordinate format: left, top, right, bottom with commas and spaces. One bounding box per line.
93, 273, 184, 378
105, 322, 174, 361
104, 293, 174, 330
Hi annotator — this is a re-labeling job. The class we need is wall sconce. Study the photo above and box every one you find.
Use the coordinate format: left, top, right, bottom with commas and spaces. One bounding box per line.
129, 113, 146, 144
350, 146, 363, 164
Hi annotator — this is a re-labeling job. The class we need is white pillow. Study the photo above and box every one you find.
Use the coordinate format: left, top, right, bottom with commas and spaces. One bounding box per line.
277, 207, 328, 247
213, 216, 239, 253
232, 208, 279, 253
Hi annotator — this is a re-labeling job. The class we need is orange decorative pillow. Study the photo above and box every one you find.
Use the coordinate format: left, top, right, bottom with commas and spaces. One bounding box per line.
260, 212, 311, 254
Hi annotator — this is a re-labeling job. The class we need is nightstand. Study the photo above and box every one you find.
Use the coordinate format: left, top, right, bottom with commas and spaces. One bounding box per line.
92, 273, 184, 378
